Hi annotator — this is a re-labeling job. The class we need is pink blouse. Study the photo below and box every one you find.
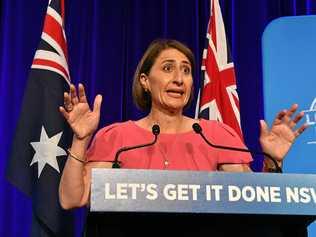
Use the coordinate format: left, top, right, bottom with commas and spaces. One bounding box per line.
86, 119, 252, 171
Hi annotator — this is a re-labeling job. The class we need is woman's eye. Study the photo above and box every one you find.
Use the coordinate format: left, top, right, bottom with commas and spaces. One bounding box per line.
163, 64, 173, 72
183, 67, 191, 74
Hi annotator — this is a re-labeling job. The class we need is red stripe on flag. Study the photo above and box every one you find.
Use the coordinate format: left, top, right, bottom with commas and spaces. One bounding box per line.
32, 58, 69, 79
61, 0, 65, 20
42, 14, 67, 62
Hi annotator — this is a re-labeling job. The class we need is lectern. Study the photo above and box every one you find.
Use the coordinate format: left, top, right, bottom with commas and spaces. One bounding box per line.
86, 169, 316, 236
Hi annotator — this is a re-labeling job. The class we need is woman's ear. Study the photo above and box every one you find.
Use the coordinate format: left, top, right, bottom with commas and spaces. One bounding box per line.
140, 73, 149, 91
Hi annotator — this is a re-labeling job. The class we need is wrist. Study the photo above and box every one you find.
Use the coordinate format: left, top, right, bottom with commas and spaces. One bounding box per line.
262, 157, 283, 173
67, 149, 86, 163
69, 135, 92, 162
72, 134, 92, 149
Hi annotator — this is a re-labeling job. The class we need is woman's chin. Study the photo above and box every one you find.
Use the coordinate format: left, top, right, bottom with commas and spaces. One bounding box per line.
163, 103, 186, 113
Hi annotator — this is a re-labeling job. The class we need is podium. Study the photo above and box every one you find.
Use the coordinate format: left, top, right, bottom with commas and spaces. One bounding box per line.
86, 169, 316, 236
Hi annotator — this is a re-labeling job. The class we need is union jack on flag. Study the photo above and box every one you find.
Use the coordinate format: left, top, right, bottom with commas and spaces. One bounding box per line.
195, 0, 243, 139
32, 0, 70, 83
6, 0, 74, 235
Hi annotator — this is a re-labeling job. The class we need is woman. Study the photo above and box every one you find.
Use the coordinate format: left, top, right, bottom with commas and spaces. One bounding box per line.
59, 39, 307, 210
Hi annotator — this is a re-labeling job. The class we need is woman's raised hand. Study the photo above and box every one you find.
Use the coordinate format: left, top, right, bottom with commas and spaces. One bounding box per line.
59, 84, 102, 140
259, 104, 308, 165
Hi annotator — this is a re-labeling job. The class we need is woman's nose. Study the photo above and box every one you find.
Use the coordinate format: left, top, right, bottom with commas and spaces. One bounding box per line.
173, 68, 184, 85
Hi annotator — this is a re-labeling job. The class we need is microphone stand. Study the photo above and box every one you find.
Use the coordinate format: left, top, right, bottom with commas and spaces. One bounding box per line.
112, 124, 160, 168
192, 123, 282, 173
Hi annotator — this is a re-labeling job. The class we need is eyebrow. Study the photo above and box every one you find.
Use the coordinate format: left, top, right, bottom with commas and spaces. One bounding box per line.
161, 59, 191, 66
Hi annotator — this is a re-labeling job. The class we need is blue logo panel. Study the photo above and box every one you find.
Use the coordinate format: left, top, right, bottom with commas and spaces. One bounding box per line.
262, 15, 316, 235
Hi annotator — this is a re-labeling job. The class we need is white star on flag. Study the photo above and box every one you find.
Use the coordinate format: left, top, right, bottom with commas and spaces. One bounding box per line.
30, 126, 67, 178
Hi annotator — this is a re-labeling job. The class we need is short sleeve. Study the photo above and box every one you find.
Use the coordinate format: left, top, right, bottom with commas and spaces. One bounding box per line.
202, 120, 253, 165
86, 123, 123, 162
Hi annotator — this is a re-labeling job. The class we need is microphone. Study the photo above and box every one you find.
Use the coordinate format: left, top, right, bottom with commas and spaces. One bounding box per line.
112, 124, 160, 168
192, 123, 282, 173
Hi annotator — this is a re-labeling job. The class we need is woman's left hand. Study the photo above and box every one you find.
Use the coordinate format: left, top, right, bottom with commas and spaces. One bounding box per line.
259, 104, 308, 165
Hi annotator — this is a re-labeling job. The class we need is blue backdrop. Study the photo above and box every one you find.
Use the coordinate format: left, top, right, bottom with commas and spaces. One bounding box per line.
1, 0, 316, 236
262, 15, 316, 236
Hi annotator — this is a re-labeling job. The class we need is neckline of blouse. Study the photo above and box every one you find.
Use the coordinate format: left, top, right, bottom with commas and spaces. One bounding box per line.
128, 119, 205, 137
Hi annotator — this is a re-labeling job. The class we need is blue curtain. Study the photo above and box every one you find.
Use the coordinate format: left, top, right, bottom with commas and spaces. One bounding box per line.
1, 0, 316, 236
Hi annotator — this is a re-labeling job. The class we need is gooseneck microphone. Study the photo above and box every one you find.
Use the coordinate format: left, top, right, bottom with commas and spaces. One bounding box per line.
192, 123, 282, 173
112, 124, 160, 168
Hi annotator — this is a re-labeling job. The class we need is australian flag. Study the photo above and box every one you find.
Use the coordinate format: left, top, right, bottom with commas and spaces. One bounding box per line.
6, 0, 74, 236
195, 0, 243, 139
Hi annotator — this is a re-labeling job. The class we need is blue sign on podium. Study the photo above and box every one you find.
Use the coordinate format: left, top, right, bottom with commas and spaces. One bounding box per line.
91, 169, 316, 216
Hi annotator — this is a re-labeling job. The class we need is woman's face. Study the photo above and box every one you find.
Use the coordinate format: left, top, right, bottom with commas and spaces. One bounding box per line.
141, 48, 193, 113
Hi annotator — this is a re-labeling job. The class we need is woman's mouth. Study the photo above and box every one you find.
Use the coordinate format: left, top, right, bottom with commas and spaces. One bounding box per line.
166, 89, 184, 98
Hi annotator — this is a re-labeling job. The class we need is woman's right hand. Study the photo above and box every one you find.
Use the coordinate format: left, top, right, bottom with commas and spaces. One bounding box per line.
59, 83, 102, 141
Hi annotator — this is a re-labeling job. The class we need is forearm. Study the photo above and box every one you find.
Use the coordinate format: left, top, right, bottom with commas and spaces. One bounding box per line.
59, 136, 91, 209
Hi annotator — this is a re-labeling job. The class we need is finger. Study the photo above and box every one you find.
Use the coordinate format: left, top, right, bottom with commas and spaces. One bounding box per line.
64, 92, 72, 111
59, 106, 70, 120
93, 95, 102, 114
294, 123, 309, 137
259, 120, 269, 138
272, 110, 286, 126
281, 112, 292, 125
70, 84, 79, 104
287, 111, 304, 129
78, 83, 88, 103
275, 107, 298, 126
285, 104, 298, 118
281, 104, 299, 126
292, 111, 304, 124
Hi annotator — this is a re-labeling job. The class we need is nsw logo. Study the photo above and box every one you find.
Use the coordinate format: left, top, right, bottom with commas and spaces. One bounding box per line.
303, 98, 316, 144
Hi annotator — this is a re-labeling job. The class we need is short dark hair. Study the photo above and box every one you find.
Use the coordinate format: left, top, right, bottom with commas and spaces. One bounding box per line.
132, 39, 195, 111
